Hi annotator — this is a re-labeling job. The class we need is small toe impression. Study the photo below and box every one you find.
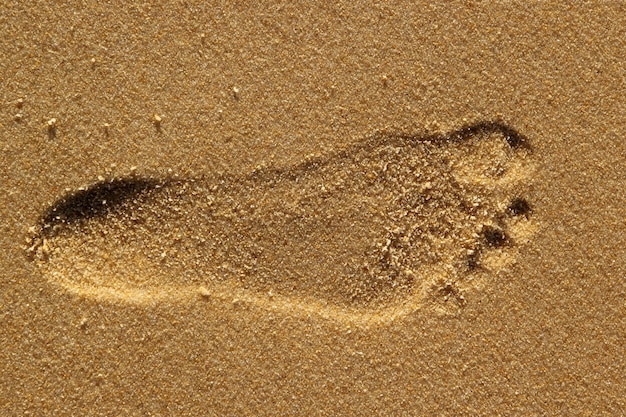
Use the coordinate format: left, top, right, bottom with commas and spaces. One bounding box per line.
482, 225, 507, 248
508, 197, 532, 217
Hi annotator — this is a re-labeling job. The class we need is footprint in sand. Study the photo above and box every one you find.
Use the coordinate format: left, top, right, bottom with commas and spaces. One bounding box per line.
26, 121, 536, 323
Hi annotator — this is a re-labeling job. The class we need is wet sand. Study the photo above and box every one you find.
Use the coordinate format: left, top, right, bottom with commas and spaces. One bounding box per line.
1, 2, 625, 415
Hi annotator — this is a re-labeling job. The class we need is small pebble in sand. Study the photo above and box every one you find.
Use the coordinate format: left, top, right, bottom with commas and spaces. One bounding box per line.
153, 114, 162, 131
232, 86, 240, 99
198, 286, 211, 299
103, 123, 111, 135
47, 118, 57, 138
16, 98, 24, 108
14, 113, 23, 122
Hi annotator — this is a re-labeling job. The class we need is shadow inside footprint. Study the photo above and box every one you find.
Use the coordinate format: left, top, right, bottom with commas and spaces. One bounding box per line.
28, 121, 535, 316
40, 178, 167, 235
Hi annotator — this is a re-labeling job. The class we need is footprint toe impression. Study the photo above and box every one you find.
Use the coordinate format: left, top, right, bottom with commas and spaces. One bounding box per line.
28, 122, 536, 321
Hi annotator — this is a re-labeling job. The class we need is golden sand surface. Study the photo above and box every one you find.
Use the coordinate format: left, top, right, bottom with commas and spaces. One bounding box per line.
1, 2, 625, 415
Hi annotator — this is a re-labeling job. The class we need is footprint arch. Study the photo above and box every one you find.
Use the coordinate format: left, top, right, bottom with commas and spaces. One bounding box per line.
27, 121, 537, 324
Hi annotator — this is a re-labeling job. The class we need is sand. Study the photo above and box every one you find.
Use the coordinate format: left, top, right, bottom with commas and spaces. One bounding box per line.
1, 2, 625, 415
